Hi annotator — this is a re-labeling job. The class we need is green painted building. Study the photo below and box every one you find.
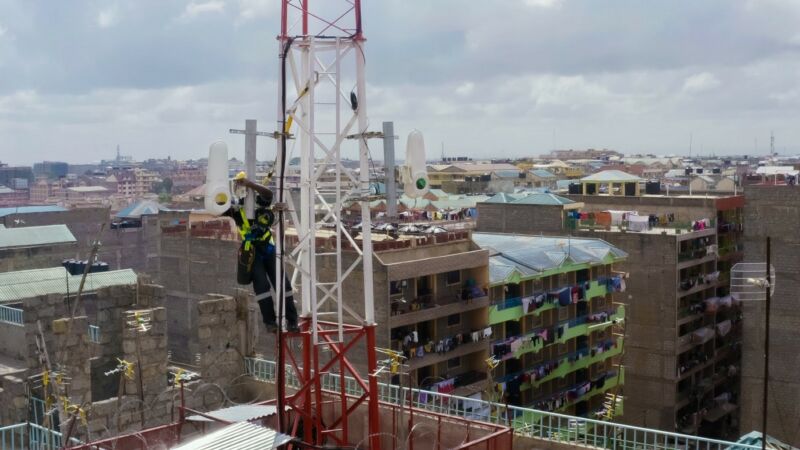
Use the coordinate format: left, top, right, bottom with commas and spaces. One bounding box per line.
472, 232, 628, 419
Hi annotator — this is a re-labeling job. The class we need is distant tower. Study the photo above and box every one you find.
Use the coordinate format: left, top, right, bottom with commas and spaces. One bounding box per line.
770, 131, 775, 157
116, 144, 121, 164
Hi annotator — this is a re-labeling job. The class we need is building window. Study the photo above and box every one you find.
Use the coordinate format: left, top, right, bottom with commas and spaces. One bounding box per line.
447, 357, 461, 369
446, 270, 461, 286
390, 280, 405, 295
447, 313, 461, 327
558, 306, 569, 321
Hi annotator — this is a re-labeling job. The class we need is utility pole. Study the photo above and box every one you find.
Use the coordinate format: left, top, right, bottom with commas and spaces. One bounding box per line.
762, 237, 771, 450
230, 120, 272, 219
382, 122, 398, 221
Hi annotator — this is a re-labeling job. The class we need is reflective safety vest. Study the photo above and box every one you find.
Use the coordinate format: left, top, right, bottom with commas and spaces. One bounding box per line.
238, 208, 273, 251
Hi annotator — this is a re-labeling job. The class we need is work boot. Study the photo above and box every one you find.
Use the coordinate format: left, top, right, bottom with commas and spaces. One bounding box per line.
264, 322, 279, 334
286, 322, 300, 333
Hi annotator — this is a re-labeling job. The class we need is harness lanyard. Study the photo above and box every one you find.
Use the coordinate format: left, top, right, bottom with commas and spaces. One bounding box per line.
238, 208, 272, 251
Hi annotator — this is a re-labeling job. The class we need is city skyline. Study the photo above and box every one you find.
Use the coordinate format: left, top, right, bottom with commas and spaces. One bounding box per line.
2, 1, 800, 165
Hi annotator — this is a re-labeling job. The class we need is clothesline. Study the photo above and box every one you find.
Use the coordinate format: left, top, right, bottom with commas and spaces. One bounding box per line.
494, 339, 618, 386
491, 307, 621, 360
399, 326, 493, 362
494, 275, 626, 312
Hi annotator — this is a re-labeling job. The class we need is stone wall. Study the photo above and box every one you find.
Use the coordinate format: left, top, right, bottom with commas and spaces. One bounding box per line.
0, 319, 25, 360
53, 315, 92, 436
741, 185, 800, 447
0, 373, 28, 424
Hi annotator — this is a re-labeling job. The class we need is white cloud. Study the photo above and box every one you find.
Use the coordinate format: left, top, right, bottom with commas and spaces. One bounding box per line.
0, 25, 6, 37
682, 72, 721, 94
97, 9, 118, 28
523, 0, 563, 8
181, 1, 226, 20
455, 82, 474, 96
237, 0, 276, 21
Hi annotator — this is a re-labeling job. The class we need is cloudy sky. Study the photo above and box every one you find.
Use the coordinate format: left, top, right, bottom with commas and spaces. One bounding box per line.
2, 0, 800, 165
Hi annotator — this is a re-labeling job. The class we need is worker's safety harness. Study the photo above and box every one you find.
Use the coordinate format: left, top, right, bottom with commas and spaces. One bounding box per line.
236, 207, 274, 285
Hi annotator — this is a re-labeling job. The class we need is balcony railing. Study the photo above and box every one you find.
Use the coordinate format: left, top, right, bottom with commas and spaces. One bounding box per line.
495, 338, 623, 395
489, 279, 611, 325
492, 305, 625, 361
243, 357, 760, 450
0, 304, 23, 325
0, 422, 81, 450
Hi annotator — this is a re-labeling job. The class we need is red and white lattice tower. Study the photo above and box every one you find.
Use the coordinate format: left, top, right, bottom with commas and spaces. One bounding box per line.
274, 1, 380, 448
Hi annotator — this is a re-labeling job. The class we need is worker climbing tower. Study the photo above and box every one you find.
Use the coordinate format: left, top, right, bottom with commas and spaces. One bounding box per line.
274, 1, 381, 448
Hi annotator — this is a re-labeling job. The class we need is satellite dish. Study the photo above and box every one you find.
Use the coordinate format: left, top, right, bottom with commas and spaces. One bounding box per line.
730, 262, 775, 301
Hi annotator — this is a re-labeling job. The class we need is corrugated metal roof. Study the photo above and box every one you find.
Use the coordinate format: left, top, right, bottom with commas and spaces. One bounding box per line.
0, 224, 76, 249
473, 233, 628, 285
580, 170, 642, 183
511, 193, 575, 206
484, 193, 519, 204
0, 206, 67, 218
116, 200, 167, 218
0, 267, 138, 303
493, 169, 521, 178
186, 405, 276, 423
174, 422, 292, 450
529, 169, 557, 178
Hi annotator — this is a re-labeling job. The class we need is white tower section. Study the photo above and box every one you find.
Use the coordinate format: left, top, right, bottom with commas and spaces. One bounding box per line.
278, 5, 375, 344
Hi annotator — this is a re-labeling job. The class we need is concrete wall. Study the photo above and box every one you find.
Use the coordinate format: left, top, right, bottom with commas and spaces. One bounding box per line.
0, 242, 79, 272
476, 203, 565, 234
563, 194, 723, 223
156, 214, 240, 297
577, 230, 680, 430
0, 321, 25, 360
0, 207, 159, 273
741, 186, 800, 447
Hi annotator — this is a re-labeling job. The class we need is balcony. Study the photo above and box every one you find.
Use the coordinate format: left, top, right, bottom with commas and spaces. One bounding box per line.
677, 253, 716, 271
496, 337, 624, 394
555, 369, 625, 414
390, 294, 490, 328
717, 222, 743, 235
676, 364, 739, 410
678, 278, 724, 299
495, 305, 625, 361
407, 339, 487, 371
678, 247, 709, 263
511, 368, 624, 420
488, 280, 609, 325
718, 243, 744, 260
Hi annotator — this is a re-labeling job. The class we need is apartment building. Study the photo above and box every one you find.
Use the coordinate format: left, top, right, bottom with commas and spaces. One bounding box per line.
474, 170, 745, 439
306, 230, 491, 395
740, 185, 800, 448
472, 232, 627, 419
